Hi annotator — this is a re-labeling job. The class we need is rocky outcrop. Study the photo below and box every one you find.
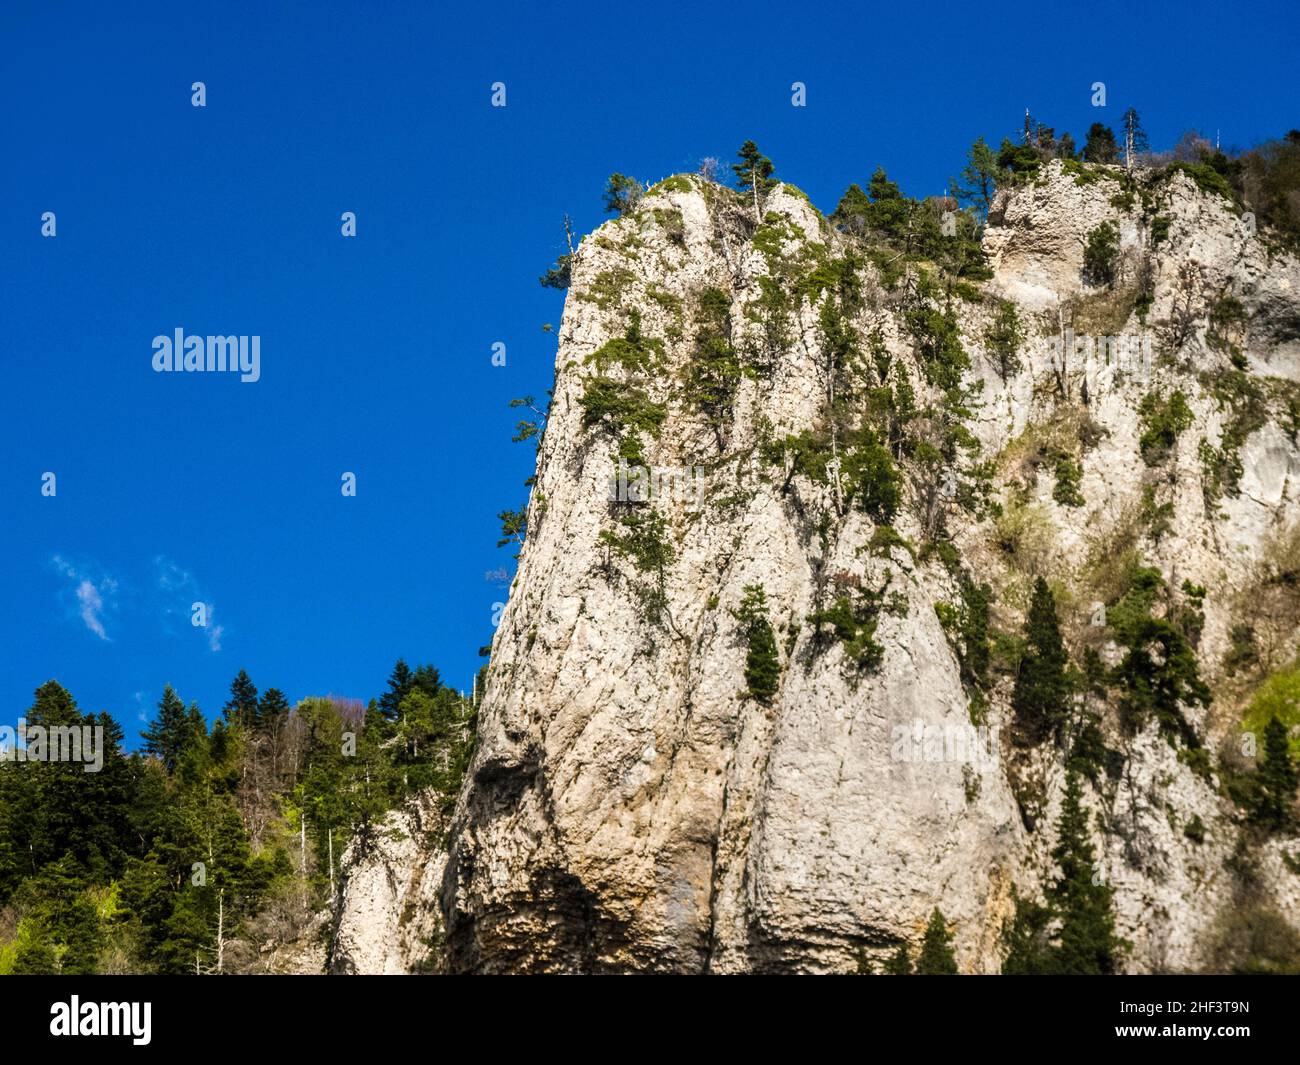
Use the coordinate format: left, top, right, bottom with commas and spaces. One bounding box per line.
328, 794, 446, 974
339, 159, 1300, 973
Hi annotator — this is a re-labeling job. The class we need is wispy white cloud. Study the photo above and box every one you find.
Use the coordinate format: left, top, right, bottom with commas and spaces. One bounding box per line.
51, 556, 118, 641
154, 555, 224, 653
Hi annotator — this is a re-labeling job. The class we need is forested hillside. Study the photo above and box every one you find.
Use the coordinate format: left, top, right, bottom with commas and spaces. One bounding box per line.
0, 664, 475, 973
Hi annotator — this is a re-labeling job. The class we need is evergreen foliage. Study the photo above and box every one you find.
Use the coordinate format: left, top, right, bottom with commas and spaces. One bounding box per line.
141, 685, 188, 774
1083, 123, 1120, 164
1251, 715, 1298, 831
1011, 577, 1070, 746
1083, 221, 1119, 286
1106, 567, 1210, 752
732, 140, 777, 218
883, 943, 913, 975
602, 173, 645, 215
1048, 771, 1122, 974
732, 584, 781, 706
1001, 773, 1124, 974
0, 660, 473, 974
682, 286, 741, 450
1137, 389, 1194, 465
953, 137, 998, 217
916, 908, 959, 974
983, 298, 1023, 382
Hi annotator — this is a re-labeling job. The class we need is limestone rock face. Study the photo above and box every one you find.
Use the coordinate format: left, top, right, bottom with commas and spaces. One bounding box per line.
328, 795, 445, 974
344, 161, 1300, 973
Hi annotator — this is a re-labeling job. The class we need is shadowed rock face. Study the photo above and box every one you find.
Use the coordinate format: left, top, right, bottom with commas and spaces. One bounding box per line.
334, 162, 1300, 975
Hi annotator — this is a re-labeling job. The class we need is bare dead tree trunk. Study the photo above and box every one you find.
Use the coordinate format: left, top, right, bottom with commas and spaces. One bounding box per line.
300, 815, 308, 910
215, 889, 225, 975
827, 342, 843, 516
1054, 305, 1070, 399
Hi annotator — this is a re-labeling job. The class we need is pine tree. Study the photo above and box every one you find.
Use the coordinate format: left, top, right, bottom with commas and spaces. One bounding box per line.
916, 908, 959, 974
683, 286, 741, 451
732, 585, 781, 706
883, 943, 913, 975
257, 688, 291, 734
983, 298, 1024, 382
732, 140, 776, 220
830, 183, 872, 235
141, 685, 188, 773
1000, 893, 1055, 974
1252, 715, 1298, 831
222, 670, 259, 729
602, 173, 644, 215
1048, 770, 1121, 974
1012, 577, 1070, 745
379, 659, 414, 720
1108, 568, 1210, 746
21, 856, 103, 974
857, 167, 914, 249
413, 664, 441, 695
176, 702, 210, 783
1083, 123, 1120, 164
954, 137, 998, 217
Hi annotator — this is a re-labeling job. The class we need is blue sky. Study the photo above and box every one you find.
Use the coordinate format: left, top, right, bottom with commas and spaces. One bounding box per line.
2, 0, 1296, 742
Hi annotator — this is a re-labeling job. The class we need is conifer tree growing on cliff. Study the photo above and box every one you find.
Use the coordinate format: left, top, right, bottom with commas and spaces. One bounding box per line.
1252, 715, 1298, 831
1049, 770, 1122, 974
683, 286, 741, 452
916, 908, 959, 974
733, 584, 781, 706
954, 136, 998, 218
983, 298, 1024, 382
602, 173, 644, 216
1011, 577, 1070, 746
883, 943, 913, 975
1000, 893, 1054, 974
732, 140, 776, 222
1083, 122, 1120, 164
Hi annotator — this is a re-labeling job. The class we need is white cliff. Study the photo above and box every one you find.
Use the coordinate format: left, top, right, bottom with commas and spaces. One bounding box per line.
335, 159, 1300, 974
